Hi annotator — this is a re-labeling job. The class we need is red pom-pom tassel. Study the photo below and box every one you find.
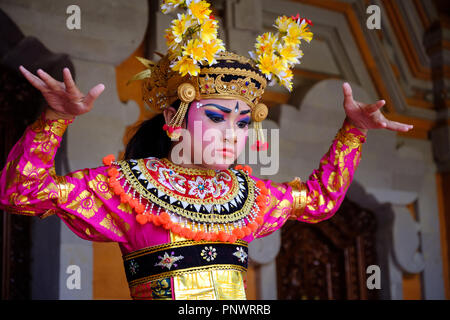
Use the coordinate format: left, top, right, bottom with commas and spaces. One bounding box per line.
203, 233, 212, 241
162, 221, 173, 230
103, 154, 115, 166
256, 180, 265, 189
248, 222, 258, 232
170, 223, 182, 234
112, 185, 123, 195
135, 203, 145, 215
107, 167, 119, 178
180, 227, 193, 239
136, 214, 147, 225
159, 212, 171, 225
218, 231, 229, 242
210, 233, 219, 241
194, 231, 206, 241
152, 215, 162, 226
255, 216, 264, 225
120, 193, 131, 203
128, 198, 139, 208
232, 228, 245, 239
228, 234, 237, 243
242, 226, 252, 236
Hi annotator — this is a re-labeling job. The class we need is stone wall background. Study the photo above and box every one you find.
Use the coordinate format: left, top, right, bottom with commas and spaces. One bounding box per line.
0, 0, 447, 299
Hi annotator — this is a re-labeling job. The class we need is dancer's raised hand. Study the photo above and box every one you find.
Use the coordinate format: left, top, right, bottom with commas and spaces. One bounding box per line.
342, 82, 413, 134
19, 66, 105, 120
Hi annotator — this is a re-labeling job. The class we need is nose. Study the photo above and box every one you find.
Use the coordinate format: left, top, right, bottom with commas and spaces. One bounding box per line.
223, 125, 237, 144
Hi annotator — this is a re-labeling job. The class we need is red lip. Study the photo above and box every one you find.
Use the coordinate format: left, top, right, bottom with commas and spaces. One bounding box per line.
218, 148, 234, 156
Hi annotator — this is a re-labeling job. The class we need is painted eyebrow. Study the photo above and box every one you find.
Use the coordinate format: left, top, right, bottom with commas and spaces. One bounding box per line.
202, 103, 251, 115
202, 103, 231, 113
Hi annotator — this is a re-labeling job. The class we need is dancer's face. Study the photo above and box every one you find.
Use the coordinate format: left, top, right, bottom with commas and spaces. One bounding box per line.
169, 99, 251, 170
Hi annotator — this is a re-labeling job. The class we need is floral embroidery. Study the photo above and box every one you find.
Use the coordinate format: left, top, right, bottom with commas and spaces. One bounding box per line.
188, 176, 214, 199
129, 260, 139, 275
201, 246, 217, 262
150, 278, 172, 299
111, 156, 269, 243
233, 247, 248, 263
155, 251, 184, 270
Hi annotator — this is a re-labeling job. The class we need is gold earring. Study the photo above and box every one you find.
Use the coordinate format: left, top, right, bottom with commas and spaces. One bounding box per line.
162, 82, 196, 140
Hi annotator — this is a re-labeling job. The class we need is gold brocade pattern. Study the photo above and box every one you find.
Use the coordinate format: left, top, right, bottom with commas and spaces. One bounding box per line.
287, 176, 307, 219
5, 117, 76, 214
197, 67, 266, 108
54, 176, 76, 205
99, 214, 125, 237
251, 190, 289, 237
170, 232, 247, 300
287, 119, 366, 222
87, 173, 112, 200
66, 190, 104, 219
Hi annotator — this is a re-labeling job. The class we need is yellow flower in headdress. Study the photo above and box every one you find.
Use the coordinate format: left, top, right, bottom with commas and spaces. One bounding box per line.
200, 18, 218, 42
255, 32, 278, 56
274, 15, 295, 33
299, 20, 313, 43
277, 68, 294, 92
161, 0, 185, 13
283, 23, 303, 47
183, 38, 205, 63
250, 13, 313, 91
187, 0, 211, 24
257, 52, 283, 79
279, 45, 302, 66
170, 13, 192, 44
202, 39, 225, 64
171, 55, 201, 76
165, 27, 178, 51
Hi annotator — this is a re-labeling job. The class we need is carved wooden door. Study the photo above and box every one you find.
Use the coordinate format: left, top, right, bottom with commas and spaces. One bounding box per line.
276, 197, 379, 300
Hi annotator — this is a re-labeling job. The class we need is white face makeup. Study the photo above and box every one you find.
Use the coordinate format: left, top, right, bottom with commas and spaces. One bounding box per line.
170, 98, 252, 170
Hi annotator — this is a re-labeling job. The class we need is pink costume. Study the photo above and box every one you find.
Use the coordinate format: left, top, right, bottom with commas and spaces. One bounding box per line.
0, 111, 367, 299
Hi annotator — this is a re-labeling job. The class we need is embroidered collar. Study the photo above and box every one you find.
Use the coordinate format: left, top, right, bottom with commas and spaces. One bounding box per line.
104, 155, 270, 243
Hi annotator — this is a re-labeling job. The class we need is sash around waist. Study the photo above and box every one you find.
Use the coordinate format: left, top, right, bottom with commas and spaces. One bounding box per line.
123, 240, 249, 286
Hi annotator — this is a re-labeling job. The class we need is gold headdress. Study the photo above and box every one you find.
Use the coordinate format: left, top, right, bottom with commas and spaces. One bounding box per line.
130, 0, 313, 151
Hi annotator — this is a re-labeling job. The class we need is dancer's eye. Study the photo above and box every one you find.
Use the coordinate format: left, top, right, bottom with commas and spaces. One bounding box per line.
237, 120, 250, 128
236, 116, 251, 128
205, 110, 225, 123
